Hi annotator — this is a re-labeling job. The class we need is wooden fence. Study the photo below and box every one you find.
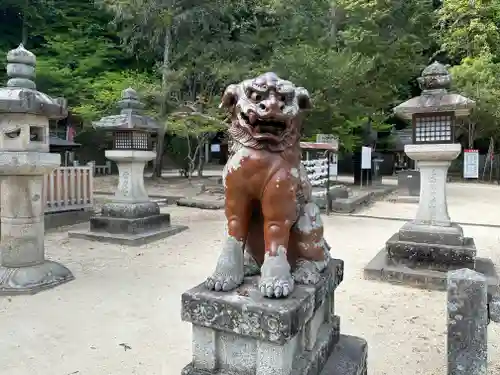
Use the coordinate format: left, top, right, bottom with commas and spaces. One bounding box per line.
44, 166, 94, 213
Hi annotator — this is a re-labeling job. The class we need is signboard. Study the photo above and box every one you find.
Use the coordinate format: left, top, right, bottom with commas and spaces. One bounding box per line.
329, 153, 338, 176
463, 149, 479, 179
210, 143, 221, 152
361, 146, 372, 169
316, 134, 339, 149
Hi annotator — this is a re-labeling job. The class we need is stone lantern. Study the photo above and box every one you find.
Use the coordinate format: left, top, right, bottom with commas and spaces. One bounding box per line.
68, 88, 187, 245
364, 61, 498, 298
0, 44, 73, 295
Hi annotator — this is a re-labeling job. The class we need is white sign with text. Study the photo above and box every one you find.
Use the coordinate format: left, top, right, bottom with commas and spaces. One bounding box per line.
361, 146, 372, 169
463, 149, 479, 179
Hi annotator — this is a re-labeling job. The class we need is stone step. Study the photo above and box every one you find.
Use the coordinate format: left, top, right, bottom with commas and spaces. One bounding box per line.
320, 335, 368, 375
292, 318, 340, 375
177, 198, 224, 210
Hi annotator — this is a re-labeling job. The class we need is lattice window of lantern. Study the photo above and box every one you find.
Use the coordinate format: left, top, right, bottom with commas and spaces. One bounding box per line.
132, 132, 150, 150
114, 131, 133, 149
413, 113, 454, 144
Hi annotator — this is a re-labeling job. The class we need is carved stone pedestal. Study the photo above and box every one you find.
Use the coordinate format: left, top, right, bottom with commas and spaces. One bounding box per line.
181, 259, 367, 375
0, 154, 74, 295
364, 144, 499, 299
69, 150, 187, 245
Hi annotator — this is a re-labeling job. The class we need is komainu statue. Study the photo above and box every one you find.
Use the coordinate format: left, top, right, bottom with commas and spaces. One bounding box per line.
206, 72, 331, 298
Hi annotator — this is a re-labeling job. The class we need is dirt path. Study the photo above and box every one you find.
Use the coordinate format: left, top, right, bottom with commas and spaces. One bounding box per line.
1, 186, 500, 374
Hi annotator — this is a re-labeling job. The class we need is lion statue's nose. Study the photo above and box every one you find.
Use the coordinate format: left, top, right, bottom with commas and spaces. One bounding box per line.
259, 98, 283, 114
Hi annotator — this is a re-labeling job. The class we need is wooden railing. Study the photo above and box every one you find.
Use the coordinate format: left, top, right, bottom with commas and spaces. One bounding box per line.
72, 161, 112, 175
44, 166, 94, 213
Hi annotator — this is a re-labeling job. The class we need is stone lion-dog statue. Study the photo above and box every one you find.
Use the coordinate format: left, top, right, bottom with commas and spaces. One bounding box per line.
205, 72, 331, 298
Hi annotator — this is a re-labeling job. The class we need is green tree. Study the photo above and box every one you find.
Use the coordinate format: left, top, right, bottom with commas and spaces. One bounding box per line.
437, 0, 500, 145
168, 102, 226, 178
0, 0, 151, 123
436, 0, 500, 62
97, 0, 228, 176
450, 52, 500, 144
0, 0, 461, 164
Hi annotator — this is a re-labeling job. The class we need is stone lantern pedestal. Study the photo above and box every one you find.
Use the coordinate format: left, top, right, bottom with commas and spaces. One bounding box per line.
0, 154, 73, 295
393, 143, 468, 251
364, 62, 498, 300
382, 143, 479, 263
69, 88, 187, 246
0, 45, 73, 295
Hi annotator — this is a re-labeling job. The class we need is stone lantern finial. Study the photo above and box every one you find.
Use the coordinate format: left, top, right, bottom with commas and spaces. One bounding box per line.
6, 44, 37, 90
417, 61, 451, 93
117, 87, 144, 114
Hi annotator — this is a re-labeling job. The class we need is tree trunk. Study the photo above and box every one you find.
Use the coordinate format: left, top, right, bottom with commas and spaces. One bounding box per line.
329, 2, 336, 48
197, 139, 204, 177
153, 27, 172, 178
21, 0, 28, 45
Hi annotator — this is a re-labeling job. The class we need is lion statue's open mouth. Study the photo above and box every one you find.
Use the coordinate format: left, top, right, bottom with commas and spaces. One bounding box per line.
239, 111, 288, 140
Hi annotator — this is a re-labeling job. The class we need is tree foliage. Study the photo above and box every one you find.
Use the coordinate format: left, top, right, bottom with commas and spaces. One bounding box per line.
436, 0, 500, 145
0, 0, 499, 167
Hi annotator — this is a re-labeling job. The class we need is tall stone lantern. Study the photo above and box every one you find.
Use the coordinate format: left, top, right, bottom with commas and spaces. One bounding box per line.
0, 44, 73, 295
68, 88, 187, 245
364, 62, 498, 299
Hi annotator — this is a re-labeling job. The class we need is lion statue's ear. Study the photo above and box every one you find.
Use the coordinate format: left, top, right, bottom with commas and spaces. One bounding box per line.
219, 84, 239, 110
296, 87, 312, 110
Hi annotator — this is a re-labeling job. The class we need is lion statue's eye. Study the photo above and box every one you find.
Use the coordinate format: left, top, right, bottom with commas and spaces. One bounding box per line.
250, 91, 262, 101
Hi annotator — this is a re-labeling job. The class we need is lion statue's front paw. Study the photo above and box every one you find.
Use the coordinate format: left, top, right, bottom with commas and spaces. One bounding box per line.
205, 236, 244, 292
259, 275, 294, 298
205, 274, 243, 292
259, 246, 295, 298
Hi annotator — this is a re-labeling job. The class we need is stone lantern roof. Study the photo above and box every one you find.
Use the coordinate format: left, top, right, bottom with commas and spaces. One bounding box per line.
393, 61, 475, 120
0, 44, 67, 119
92, 87, 160, 133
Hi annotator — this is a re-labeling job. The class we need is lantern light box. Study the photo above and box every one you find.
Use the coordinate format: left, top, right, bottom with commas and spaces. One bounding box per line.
412, 112, 455, 144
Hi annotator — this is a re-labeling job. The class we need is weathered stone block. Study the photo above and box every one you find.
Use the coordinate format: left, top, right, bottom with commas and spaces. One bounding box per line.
490, 296, 500, 323
364, 248, 499, 302
386, 233, 476, 265
90, 213, 171, 234
447, 269, 488, 375
192, 326, 217, 370
101, 201, 160, 218
398, 222, 465, 246
177, 198, 225, 210
320, 335, 368, 375
330, 192, 372, 214
305, 301, 327, 350
0, 260, 74, 295
181, 258, 352, 375
183, 318, 340, 375
181, 258, 343, 345
329, 187, 349, 200
68, 223, 188, 246
44, 209, 94, 230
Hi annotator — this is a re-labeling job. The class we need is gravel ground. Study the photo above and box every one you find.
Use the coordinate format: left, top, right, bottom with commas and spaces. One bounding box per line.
1, 184, 500, 375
